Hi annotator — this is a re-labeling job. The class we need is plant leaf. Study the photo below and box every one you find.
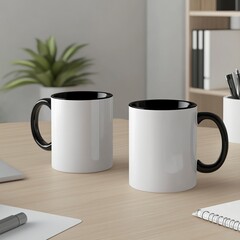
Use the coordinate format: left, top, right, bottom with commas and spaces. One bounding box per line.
36, 38, 48, 56
3, 69, 35, 79
54, 57, 93, 86
34, 71, 54, 86
2, 37, 93, 89
47, 36, 57, 60
1, 78, 38, 90
60, 72, 94, 86
54, 69, 79, 87
12, 60, 36, 68
64, 78, 93, 86
23, 48, 50, 70
63, 58, 92, 72
54, 70, 94, 87
60, 43, 88, 62
51, 60, 65, 77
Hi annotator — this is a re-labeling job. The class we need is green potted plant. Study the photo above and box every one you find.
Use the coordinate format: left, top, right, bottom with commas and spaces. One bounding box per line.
1, 36, 93, 92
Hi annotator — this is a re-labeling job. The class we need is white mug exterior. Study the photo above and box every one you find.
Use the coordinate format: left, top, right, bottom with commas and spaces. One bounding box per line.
51, 94, 113, 173
129, 104, 197, 192
223, 96, 240, 143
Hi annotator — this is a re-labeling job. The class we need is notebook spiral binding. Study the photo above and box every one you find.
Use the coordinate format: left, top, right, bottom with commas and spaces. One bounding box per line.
196, 209, 240, 231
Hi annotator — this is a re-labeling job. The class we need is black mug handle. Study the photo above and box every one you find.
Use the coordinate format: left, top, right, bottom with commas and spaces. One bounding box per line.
30, 98, 51, 151
197, 112, 228, 173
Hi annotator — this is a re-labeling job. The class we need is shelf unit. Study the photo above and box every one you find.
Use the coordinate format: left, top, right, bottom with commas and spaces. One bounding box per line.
185, 0, 240, 126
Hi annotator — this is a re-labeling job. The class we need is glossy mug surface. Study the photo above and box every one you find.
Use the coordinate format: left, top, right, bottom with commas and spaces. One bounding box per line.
31, 91, 113, 173
223, 96, 240, 143
129, 99, 228, 193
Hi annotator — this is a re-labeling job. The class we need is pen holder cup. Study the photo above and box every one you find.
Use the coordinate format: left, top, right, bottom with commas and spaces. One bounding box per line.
223, 96, 240, 143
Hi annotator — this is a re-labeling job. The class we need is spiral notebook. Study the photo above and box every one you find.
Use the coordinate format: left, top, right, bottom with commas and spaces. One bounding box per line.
192, 200, 240, 232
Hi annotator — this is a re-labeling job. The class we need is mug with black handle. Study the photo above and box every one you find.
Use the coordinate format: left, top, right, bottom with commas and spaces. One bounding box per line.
129, 99, 229, 193
31, 91, 113, 173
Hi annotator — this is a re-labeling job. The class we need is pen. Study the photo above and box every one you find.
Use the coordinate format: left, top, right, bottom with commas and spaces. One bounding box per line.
235, 68, 240, 98
226, 74, 239, 99
0, 212, 27, 235
236, 68, 240, 81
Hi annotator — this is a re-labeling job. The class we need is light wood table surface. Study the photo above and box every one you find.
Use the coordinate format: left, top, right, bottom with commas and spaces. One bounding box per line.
1, 119, 240, 239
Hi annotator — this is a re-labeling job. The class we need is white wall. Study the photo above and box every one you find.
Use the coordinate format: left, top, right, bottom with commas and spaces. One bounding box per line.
0, 0, 146, 122
147, 0, 185, 99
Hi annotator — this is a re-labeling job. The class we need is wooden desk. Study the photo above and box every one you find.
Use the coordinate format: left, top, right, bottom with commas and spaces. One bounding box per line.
0, 119, 240, 239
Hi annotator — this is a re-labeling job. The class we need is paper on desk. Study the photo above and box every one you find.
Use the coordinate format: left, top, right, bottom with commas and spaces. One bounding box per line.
0, 160, 24, 183
0, 204, 82, 240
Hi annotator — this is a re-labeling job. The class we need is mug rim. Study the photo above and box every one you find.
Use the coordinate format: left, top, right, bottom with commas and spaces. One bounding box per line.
224, 95, 240, 100
51, 91, 113, 101
129, 99, 197, 111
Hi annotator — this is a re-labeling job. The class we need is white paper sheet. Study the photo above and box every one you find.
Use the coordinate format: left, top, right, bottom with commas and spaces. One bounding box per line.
0, 160, 24, 183
0, 204, 82, 239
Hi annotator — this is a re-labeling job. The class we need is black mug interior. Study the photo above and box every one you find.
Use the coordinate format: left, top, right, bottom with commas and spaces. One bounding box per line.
129, 99, 197, 110
51, 91, 113, 101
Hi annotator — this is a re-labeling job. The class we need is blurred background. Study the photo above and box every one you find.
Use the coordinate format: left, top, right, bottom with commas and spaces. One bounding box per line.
0, 0, 185, 122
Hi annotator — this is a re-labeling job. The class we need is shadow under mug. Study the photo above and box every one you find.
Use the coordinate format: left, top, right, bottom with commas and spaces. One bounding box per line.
31, 91, 113, 173
129, 99, 229, 193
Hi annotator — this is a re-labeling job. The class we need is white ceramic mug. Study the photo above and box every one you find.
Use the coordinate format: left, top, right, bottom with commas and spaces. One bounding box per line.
31, 91, 113, 173
129, 99, 228, 193
223, 96, 240, 143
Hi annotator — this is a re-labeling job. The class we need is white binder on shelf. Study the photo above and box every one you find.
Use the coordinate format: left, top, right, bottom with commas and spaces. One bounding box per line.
204, 30, 240, 90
